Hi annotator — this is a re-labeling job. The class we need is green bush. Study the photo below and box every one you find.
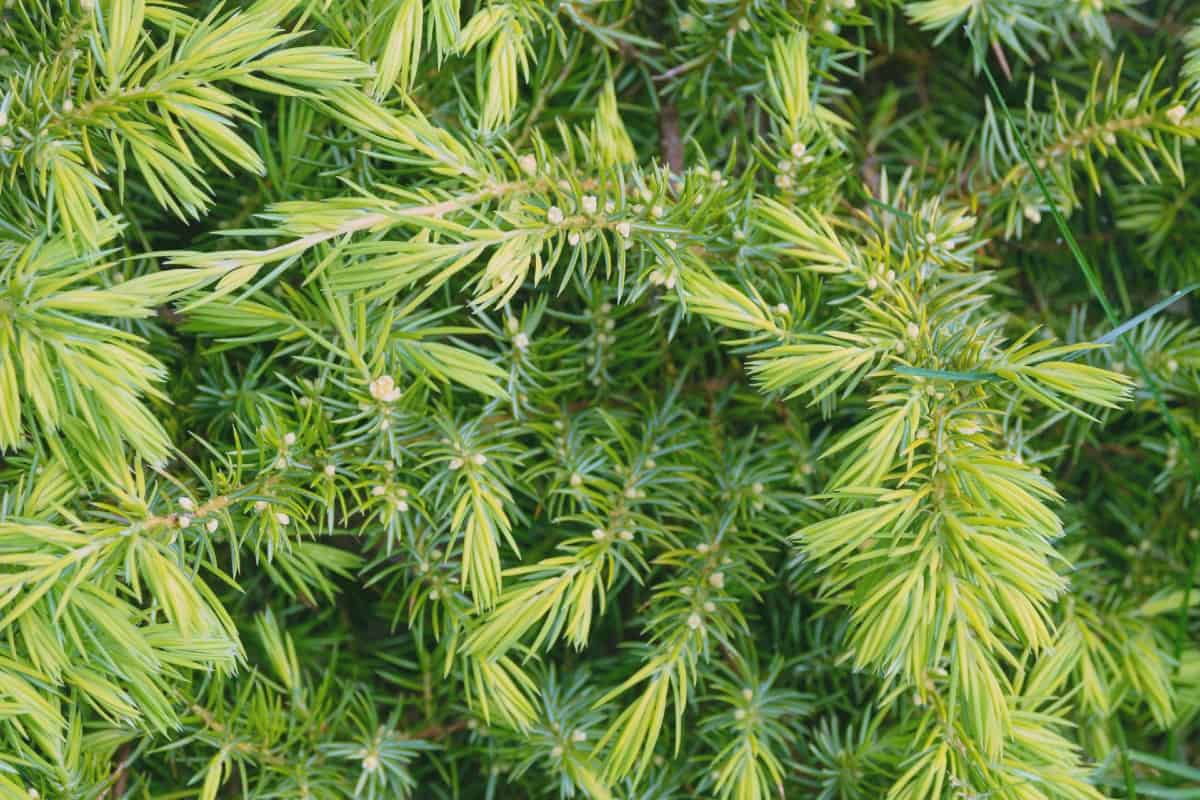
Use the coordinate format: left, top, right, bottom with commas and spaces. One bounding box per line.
1, 1, 1198, 797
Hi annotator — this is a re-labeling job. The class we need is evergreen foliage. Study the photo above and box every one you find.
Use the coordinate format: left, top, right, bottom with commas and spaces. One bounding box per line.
0, 0, 1198, 797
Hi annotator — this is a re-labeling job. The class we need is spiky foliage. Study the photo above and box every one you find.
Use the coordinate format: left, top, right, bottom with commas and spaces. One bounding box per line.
1, 0, 1198, 798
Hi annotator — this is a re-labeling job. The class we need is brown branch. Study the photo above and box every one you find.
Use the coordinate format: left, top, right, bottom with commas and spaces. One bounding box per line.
991, 40, 1013, 82
658, 104, 684, 174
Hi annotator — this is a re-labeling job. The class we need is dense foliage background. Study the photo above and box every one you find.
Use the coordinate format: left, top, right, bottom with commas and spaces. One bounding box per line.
1, 0, 1199, 797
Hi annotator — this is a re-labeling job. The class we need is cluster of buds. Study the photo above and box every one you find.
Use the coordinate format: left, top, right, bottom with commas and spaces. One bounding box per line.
176, 496, 220, 533
448, 452, 488, 471
369, 374, 401, 403
371, 484, 410, 512
774, 142, 816, 189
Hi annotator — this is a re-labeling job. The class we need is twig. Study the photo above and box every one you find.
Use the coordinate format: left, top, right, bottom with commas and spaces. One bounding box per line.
991, 40, 1013, 82
658, 104, 684, 173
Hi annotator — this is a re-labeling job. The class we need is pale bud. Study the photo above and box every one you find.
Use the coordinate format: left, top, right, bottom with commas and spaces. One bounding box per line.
449, 458, 464, 470
687, 613, 703, 629
275, 512, 290, 526
177, 515, 191, 529
518, 154, 537, 174
709, 572, 725, 589
1167, 105, 1188, 126
324, 464, 337, 477
369, 375, 401, 403
790, 141, 807, 159
593, 528, 608, 540
547, 206, 564, 225
179, 497, 195, 511
283, 432, 296, 446
514, 332, 530, 350
206, 519, 218, 533
472, 453, 487, 466
569, 472, 583, 487
581, 195, 598, 214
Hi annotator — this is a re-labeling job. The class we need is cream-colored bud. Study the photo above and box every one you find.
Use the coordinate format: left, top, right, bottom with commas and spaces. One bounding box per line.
369, 375, 401, 403
547, 206, 564, 225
